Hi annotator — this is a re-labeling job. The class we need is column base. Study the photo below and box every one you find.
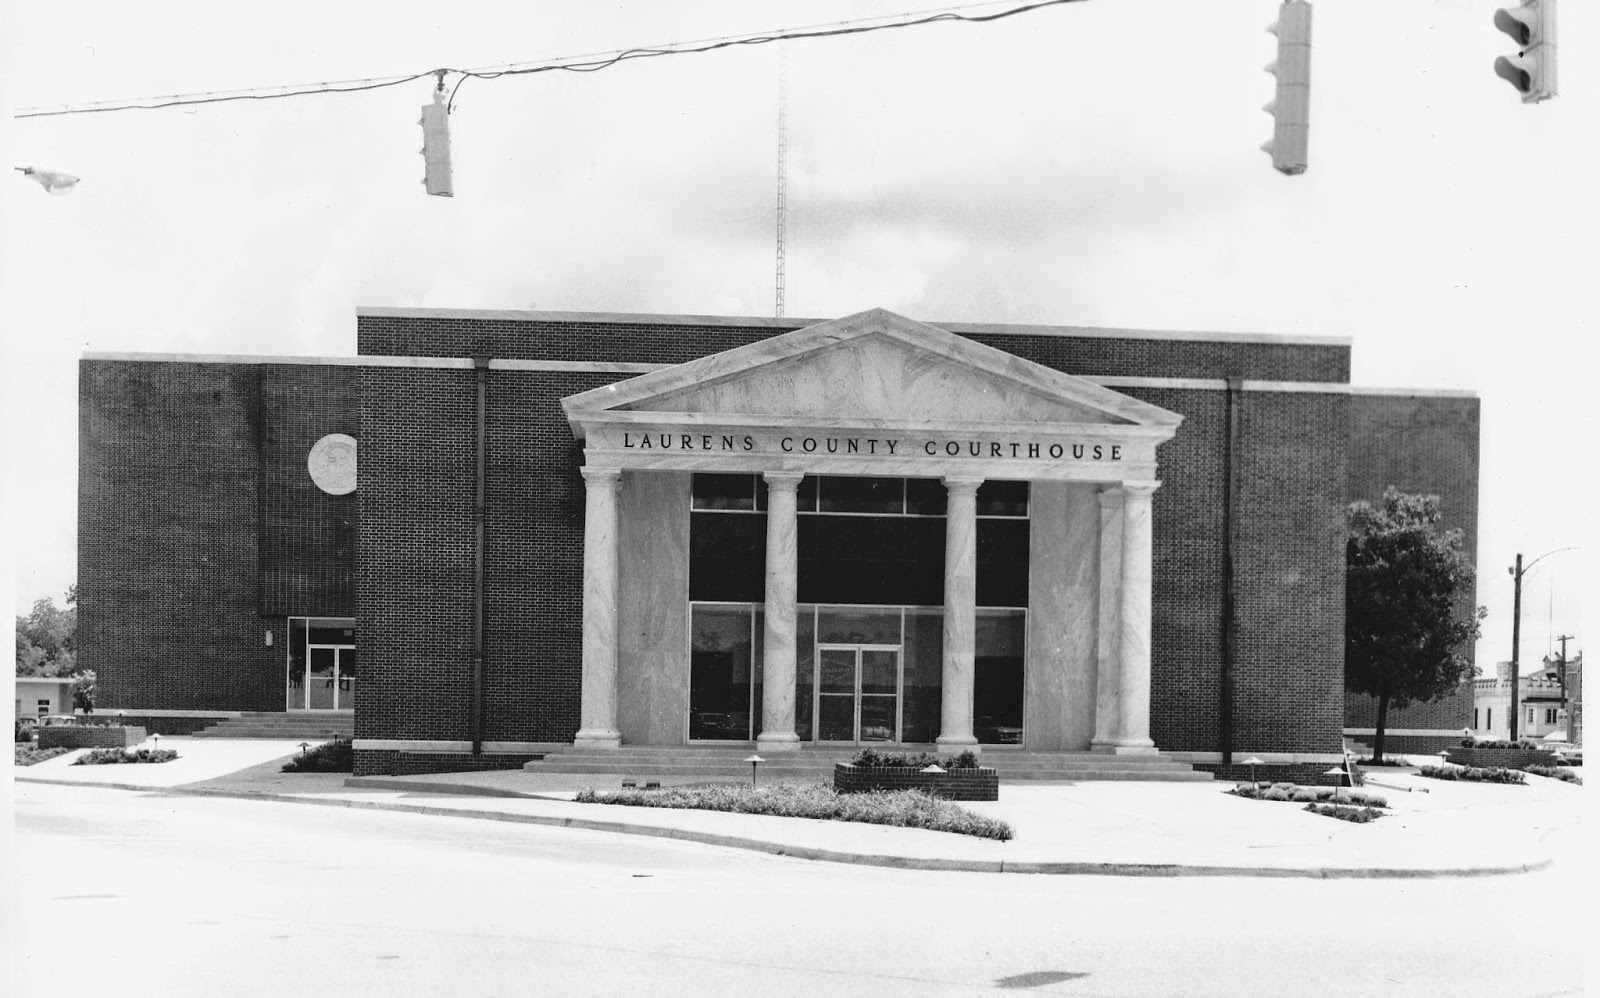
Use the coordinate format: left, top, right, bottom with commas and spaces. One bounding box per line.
936, 736, 980, 755
755, 731, 802, 752
1090, 739, 1159, 756
573, 730, 622, 749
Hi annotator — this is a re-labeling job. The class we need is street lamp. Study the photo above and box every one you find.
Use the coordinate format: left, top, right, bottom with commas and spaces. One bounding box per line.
14, 166, 79, 194
744, 754, 764, 787
1241, 756, 1265, 793
1508, 547, 1577, 741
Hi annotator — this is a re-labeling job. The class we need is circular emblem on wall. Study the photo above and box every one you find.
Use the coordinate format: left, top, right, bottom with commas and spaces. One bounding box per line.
308, 434, 358, 495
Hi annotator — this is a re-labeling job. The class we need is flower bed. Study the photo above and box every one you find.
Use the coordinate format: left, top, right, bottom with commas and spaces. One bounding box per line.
574, 781, 1012, 840
834, 748, 996, 801
1418, 764, 1525, 784
74, 747, 179, 765
281, 739, 354, 773
15, 745, 72, 767
1522, 764, 1581, 784
1229, 782, 1388, 808
1304, 803, 1385, 823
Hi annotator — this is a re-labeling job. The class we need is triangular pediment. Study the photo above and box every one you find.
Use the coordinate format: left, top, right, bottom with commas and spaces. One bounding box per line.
564, 309, 1181, 432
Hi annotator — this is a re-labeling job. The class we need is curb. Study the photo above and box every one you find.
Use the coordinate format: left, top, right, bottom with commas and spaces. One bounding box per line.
15, 776, 1559, 880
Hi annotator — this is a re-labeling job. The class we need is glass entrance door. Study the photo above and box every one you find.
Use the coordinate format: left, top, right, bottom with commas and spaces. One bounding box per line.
303, 645, 356, 710
815, 644, 900, 743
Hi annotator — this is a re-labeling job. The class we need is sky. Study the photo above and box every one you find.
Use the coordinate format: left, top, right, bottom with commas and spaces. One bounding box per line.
2, 0, 1593, 673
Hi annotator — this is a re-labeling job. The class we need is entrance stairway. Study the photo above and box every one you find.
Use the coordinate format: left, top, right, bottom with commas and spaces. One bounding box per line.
192, 711, 354, 740
524, 746, 1212, 783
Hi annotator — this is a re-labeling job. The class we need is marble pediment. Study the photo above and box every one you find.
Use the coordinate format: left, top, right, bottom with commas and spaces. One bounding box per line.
564, 308, 1180, 432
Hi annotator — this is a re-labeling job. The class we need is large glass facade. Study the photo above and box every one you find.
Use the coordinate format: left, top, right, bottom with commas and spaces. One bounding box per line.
688, 474, 1029, 744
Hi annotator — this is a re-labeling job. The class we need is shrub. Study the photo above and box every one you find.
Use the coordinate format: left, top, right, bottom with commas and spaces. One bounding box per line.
1358, 756, 1411, 767
15, 745, 71, 767
1460, 739, 1541, 751
72, 670, 98, 714
574, 781, 1012, 840
1523, 765, 1581, 784
73, 747, 178, 765
1418, 765, 1525, 784
1304, 803, 1384, 823
849, 747, 980, 770
280, 738, 354, 773
15, 719, 35, 743
1231, 784, 1387, 807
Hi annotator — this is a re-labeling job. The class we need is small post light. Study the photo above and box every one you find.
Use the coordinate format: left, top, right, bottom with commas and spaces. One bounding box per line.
1325, 766, 1347, 804
1241, 756, 1265, 793
152, 733, 160, 751
744, 754, 764, 786
299, 741, 310, 756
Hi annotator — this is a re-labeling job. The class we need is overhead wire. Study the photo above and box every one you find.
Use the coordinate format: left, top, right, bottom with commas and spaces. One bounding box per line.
13, 0, 1086, 119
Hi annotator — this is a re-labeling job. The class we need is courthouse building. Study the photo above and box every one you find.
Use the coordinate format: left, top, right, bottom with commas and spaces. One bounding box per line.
77, 307, 1479, 776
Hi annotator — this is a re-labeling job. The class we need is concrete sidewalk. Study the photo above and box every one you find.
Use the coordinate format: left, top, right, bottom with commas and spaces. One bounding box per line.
16, 736, 1582, 879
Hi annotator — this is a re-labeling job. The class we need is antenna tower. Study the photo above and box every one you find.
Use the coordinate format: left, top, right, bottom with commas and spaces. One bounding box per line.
775, 42, 789, 318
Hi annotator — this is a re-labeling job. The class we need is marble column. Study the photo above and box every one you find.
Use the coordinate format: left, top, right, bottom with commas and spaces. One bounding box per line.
1090, 485, 1125, 753
937, 476, 983, 752
757, 472, 803, 750
1111, 480, 1160, 754
574, 467, 623, 748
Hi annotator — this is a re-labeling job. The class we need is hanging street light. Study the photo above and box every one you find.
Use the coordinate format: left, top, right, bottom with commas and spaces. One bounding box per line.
14, 166, 80, 194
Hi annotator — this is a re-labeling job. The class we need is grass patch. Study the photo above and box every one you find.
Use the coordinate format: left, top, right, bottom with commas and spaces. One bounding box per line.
574, 781, 1012, 841
1418, 765, 1525, 784
1229, 782, 1388, 808
1304, 803, 1385, 823
15, 745, 71, 767
280, 739, 354, 773
74, 747, 179, 765
1523, 765, 1582, 784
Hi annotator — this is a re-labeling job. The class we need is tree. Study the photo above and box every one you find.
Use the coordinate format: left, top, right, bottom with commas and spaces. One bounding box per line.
1346, 488, 1483, 761
15, 593, 76, 677
72, 669, 98, 715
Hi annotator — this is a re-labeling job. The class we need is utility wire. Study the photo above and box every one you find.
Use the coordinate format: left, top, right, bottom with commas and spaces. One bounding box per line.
13, 0, 1085, 119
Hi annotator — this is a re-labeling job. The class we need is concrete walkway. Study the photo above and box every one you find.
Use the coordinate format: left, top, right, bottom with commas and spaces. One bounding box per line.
16, 736, 1582, 879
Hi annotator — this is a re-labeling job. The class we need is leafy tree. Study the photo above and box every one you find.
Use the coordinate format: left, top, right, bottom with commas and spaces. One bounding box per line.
73, 669, 98, 715
15, 593, 76, 677
1346, 488, 1483, 760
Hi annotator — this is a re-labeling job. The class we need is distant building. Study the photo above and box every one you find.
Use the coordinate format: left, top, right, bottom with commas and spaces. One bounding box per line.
1472, 652, 1582, 743
14, 676, 75, 718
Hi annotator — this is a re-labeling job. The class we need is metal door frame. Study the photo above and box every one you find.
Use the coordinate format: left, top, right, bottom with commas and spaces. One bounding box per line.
301, 643, 355, 711
813, 642, 903, 744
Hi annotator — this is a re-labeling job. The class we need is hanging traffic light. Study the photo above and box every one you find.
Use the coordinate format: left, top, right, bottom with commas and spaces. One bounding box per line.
1494, 0, 1557, 103
1262, 0, 1312, 176
420, 89, 453, 197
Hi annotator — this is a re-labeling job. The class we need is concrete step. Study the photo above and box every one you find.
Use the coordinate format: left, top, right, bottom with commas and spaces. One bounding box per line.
193, 714, 353, 739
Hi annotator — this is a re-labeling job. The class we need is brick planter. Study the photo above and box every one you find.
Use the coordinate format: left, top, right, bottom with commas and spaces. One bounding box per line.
1442, 746, 1559, 769
834, 763, 999, 801
38, 725, 147, 749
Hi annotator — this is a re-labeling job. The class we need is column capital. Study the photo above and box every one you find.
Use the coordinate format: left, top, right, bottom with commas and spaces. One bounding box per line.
1120, 479, 1161, 496
580, 466, 622, 485
942, 475, 984, 493
762, 470, 805, 489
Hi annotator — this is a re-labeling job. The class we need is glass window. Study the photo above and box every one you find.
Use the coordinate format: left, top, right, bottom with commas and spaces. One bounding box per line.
799, 516, 944, 605
795, 607, 816, 741
817, 606, 902, 646
901, 608, 943, 743
976, 480, 1029, 517
819, 476, 903, 515
977, 519, 1030, 608
974, 609, 1026, 745
689, 605, 758, 741
904, 478, 947, 516
692, 473, 759, 511
690, 512, 766, 602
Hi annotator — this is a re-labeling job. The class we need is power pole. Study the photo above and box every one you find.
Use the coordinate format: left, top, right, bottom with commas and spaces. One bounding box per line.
1511, 553, 1523, 741
774, 42, 789, 318
1556, 633, 1573, 739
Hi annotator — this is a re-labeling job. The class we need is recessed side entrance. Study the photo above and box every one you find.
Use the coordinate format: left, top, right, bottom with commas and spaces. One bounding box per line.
816, 644, 901, 743
287, 617, 356, 711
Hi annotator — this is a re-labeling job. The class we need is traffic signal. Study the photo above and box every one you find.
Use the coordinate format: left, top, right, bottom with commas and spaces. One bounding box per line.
420, 90, 453, 197
1493, 0, 1557, 103
1262, 0, 1312, 176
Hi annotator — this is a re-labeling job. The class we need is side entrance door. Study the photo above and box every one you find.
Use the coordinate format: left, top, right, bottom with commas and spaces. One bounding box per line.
303, 645, 357, 710
815, 644, 901, 743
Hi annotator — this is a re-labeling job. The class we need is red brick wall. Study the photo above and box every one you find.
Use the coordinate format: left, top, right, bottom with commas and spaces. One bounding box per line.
1344, 394, 1481, 746
78, 360, 356, 711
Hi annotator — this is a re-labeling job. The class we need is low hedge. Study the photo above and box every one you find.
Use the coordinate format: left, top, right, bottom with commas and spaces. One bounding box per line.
1304, 803, 1385, 823
15, 745, 71, 767
1230, 782, 1388, 808
74, 747, 179, 765
575, 781, 1013, 841
1523, 765, 1581, 784
851, 747, 980, 769
281, 739, 354, 773
1418, 765, 1525, 784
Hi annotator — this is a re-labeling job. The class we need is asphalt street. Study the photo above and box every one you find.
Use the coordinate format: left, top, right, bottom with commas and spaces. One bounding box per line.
12, 782, 1585, 998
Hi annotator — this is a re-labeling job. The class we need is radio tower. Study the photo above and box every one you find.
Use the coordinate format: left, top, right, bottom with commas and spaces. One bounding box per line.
775, 42, 789, 318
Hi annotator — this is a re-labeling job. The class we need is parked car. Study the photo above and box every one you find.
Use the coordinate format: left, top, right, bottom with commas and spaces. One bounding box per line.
37, 713, 83, 727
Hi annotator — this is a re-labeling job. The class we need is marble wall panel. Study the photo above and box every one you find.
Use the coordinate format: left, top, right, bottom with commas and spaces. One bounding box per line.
616, 471, 691, 745
1024, 482, 1101, 750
